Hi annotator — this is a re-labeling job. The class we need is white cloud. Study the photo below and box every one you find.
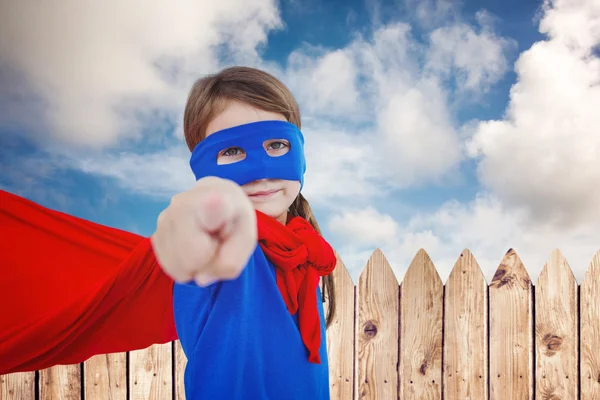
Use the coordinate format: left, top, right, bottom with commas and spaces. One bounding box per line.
377, 78, 462, 186
1, 1, 514, 197
539, 0, 600, 52
301, 123, 395, 205
73, 147, 195, 198
284, 48, 361, 119
328, 207, 401, 247
356, 25, 465, 186
0, 0, 282, 147
425, 11, 515, 92
332, 194, 599, 285
5, 0, 597, 299
350, 23, 420, 102
467, 0, 600, 226
403, 0, 460, 29
330, 0, 600, 286
283, 20, 509, 190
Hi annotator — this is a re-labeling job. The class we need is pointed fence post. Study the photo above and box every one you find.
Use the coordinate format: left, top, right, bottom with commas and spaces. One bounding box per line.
535, 250, 578, 399
399, 249, 443, 399
443, 249, 488, 399
3, 247, 600, 400
489, 249, 534, 400
356, 249, 400, 399
580, 250, 600, 400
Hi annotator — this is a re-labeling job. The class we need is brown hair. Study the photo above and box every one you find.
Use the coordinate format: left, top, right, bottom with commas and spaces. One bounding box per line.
183, 66, 336, 327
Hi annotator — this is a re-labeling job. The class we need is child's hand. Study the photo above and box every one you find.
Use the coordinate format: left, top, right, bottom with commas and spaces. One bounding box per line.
151, 176, 257, 286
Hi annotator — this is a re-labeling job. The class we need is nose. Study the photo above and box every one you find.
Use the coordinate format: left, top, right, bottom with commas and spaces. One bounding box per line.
243, 178, 268, 187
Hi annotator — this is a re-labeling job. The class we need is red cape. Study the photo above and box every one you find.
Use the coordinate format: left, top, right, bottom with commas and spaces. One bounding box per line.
0, 189, 335, 372
0, 190, 177, 374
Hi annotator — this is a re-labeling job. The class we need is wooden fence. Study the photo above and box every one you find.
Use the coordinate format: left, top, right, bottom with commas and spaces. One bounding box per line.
1, 248, 599, 399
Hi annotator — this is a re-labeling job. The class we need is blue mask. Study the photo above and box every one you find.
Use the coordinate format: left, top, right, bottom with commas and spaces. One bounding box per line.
189, 120, 306, 189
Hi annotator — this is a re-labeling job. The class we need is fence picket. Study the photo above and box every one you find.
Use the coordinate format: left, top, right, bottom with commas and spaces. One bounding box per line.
174, 341, 187, 400
399, 249, 443, 400
39, 364, 81, 400
356, 249, 399, 399
128, 343, 172, 400
83, 353, 126, 400
1, 247, 600, 399
489, 249, 534, 400
580, 250, 600, 400
0, 372, 35, 400
325, 254, 355, 400
443, 249, 488, 399
535, 250, 578, 399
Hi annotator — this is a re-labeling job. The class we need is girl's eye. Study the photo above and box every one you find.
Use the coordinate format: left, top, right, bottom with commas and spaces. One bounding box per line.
216, 147, 246, 165
263, 140, 290, 158
223, 147, 243, 156
267, 141, 289, 150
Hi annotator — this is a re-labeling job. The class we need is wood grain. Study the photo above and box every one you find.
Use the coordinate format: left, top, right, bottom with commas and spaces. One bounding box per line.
581, 250, 600, 400
39, 364, 81, 400
0, 372, 35, 400
535, 249, 578, 400
443, 249, 488, 400
489, 249, 534, 399
325, 254, 355, 400
399, 249, 443, 400
1, 247, 598, 400
83, 353, 126, 400
356, 249, 399, 399
174, 341, 187, 400
129, 343, 172, 400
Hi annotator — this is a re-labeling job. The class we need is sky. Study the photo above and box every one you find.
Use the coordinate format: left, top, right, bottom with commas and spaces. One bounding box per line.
1, 0, 599, 285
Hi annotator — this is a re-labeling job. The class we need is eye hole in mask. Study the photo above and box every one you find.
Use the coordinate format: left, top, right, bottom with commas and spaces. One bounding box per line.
216, 139, 291, 165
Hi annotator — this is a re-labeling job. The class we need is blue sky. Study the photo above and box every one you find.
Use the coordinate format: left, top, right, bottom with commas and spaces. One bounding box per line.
1, 0, 599, 283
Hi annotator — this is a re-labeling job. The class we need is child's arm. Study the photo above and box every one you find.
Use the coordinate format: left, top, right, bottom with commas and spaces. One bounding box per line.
150, 176, 257, 286
0, 190, 177, 374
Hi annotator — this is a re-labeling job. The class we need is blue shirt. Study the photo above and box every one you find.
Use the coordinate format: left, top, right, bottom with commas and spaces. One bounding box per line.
173, 245, 330, 399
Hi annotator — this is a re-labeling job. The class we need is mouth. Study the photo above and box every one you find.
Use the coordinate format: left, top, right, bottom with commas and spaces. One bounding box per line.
247, 189, 282, 200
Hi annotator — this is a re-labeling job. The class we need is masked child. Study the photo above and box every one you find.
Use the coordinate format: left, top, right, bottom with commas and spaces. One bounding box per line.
0, 66, 337, 399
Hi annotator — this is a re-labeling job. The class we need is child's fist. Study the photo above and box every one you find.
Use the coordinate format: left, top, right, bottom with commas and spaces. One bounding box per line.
151, 176, 257, 286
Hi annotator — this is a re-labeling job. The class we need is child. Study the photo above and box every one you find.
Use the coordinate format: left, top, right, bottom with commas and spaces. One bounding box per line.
0, 66, 337, 399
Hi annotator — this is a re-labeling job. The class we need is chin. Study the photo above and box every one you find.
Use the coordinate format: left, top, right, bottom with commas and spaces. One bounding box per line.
252, 202, 288, 221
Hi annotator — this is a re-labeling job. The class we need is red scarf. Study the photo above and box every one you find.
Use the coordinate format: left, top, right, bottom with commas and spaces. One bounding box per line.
0, 190, 335, 373
256, 211, 336, 364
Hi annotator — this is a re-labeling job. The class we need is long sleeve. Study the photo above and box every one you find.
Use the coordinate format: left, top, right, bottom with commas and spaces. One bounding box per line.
0, 190, 177, 374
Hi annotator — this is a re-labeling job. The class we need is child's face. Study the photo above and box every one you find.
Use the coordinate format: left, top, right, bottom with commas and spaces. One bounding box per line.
205, 100, 301, 224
